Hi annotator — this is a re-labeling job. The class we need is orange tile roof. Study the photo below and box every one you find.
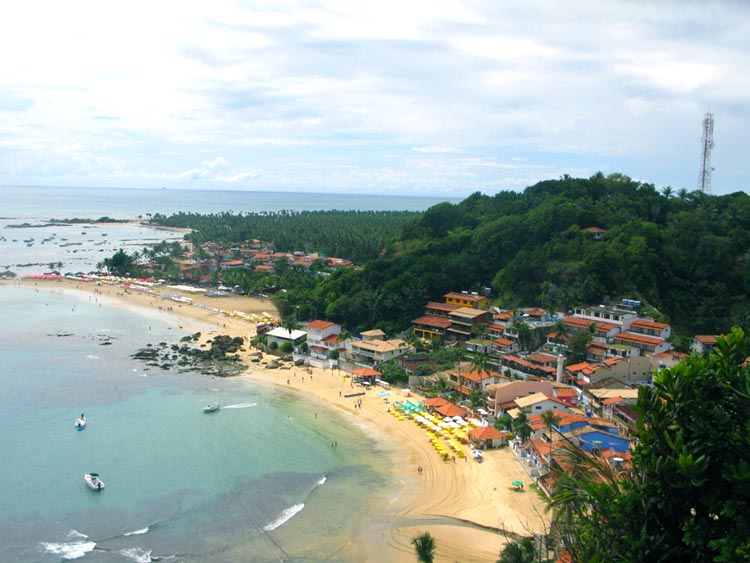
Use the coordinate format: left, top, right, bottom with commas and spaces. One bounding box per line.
603, 357, 623, 366
307, 320, 335, 330
425, 301, 460, 312
470, 426, 504, 440
492, 337, 515, 347
614, 332, 665, 346
553, 387, 578, 398
695, 335, 718, 344
631, 319, 670, 331
412, 315, 452, 329
435, 403, 472, 418
462, 369, 500, 382
423, 397, 450, 407
523, 308, 547, 316
563, 316, 618, 332
527, 353, 557, 365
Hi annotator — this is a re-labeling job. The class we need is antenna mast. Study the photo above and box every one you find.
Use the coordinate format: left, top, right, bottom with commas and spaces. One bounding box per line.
698, 112, 714, 192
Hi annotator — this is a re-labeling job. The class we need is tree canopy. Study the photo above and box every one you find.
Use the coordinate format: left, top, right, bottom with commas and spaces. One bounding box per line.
548, 327, 750, 562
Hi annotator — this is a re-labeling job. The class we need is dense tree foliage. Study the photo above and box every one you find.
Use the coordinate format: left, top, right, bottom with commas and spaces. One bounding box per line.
548, 327, 750, 562
111, 173, 750, 337
306, 173, 750, 335
149, 209, 418, 263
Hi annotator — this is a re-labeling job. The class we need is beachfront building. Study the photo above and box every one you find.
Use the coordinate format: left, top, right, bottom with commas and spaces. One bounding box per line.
305, 319, 344, 369
486, 380, 555, 417
265, 326, 307, 352
349, 336, 413, 368
451, 368, 505, 399
469, 425, 508, 449
507, 392, 573, 419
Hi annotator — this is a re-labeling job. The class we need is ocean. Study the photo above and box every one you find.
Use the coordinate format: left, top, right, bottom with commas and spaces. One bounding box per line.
0, 186, 456, 277
0, 186, 450, 562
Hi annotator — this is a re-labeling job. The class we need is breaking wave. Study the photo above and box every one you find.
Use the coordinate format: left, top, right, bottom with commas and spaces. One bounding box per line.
263, 503, 304, 531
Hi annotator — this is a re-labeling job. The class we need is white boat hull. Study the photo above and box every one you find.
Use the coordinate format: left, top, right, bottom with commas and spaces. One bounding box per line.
84, 473, 105, 490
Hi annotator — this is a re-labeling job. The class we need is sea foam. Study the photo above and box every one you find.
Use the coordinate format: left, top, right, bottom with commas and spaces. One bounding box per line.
40, 540, 96, 559
120, 547, 153, 562
123, 526, 150, 536
263, 503, 304, 531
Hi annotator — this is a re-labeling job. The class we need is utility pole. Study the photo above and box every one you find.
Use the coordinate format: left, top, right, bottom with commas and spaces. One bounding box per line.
698, 112, 715, 193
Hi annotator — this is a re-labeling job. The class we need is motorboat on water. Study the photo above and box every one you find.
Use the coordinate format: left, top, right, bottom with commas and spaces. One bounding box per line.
203, 403, 220, 413
84, 473, 105, 490
75, 414, 86, 430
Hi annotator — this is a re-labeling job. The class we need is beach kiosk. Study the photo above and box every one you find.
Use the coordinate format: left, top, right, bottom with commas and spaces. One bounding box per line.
352, 367, 381, 388
469, 425, 508, 449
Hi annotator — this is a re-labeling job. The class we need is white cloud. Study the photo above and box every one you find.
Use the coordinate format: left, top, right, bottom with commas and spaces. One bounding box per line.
0, 0, 748, 195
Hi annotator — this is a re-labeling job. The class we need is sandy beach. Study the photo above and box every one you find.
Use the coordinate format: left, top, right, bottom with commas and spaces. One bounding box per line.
10, 277, 550, 562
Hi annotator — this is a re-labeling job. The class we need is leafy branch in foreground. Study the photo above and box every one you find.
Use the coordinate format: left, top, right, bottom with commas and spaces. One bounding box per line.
547, 327, 750, 562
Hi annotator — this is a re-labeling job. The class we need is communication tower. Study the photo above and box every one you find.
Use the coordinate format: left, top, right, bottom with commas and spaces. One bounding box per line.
697, 112, 714, 192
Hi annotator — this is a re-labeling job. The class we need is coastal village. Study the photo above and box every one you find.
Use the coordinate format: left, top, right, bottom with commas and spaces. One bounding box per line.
27, 239, 720, 506
14, 224, 740, 562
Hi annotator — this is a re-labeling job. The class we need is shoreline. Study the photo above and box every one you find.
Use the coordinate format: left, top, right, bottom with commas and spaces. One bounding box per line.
4, 277, 549, 562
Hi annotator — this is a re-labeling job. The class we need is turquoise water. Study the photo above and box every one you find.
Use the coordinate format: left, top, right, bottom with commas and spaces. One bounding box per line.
0, 284, 390, 562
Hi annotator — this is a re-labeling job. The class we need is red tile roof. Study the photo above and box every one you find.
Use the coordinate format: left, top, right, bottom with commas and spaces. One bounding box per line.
307, 320, 335, 330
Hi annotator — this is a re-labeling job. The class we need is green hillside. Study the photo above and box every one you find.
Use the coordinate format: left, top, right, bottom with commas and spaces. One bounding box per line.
311, 173, 750, 336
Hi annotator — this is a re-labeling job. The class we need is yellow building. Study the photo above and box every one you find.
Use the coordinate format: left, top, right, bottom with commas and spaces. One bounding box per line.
444, 291, 490, 309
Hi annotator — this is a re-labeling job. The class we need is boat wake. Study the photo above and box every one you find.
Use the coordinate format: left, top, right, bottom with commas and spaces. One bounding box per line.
222, 402, 257, 409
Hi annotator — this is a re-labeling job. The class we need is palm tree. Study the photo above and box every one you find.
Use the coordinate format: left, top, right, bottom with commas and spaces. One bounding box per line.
281, 314, 299, 337
541, 410, 562, 470
511, 316, 532, 352
412, 532, 436, 563
512, 409, 532, 444
661, 185, 673, 199
451, 342, 465, 382
551, 319, 568, 350
497, 536, 537, 563
471, 350, 492, 386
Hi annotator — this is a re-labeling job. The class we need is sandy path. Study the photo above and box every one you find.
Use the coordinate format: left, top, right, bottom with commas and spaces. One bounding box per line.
9, 277, 550, 562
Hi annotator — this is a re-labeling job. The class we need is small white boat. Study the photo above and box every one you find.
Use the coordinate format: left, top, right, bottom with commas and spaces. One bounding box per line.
84, 473, 105, 491
75, 414, 86, 430
203, 403, 220, 413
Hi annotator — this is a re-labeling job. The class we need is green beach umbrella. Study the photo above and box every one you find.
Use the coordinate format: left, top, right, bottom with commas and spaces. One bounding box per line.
512, 480, 523, 487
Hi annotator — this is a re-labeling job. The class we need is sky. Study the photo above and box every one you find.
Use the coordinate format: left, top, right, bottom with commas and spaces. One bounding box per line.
0, 0, 748, 198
